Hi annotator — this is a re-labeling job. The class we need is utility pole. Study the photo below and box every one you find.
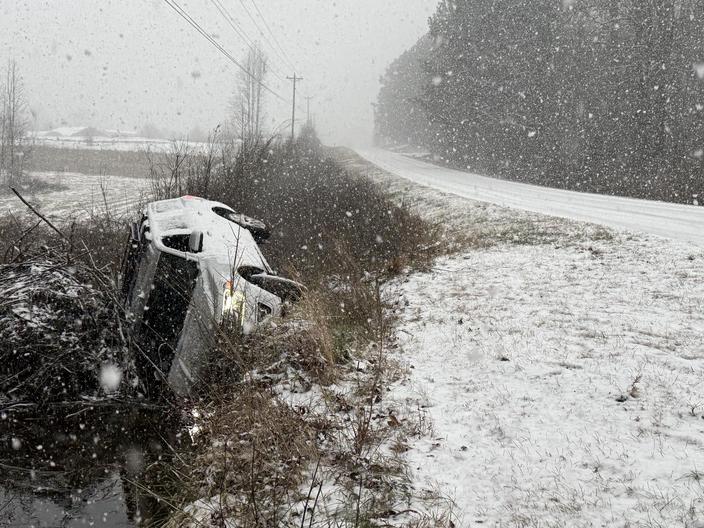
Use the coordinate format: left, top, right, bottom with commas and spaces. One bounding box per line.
286, 73, 303, 142
305, 96, 314, 126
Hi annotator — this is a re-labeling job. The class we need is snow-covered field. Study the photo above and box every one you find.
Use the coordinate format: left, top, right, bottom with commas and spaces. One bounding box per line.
32, 135, 211, 153
31, 128, 213, 153
389, 239, 704, 526
343, 155, 704, 526
0, 171, 149, 220
356, 148, 704, 249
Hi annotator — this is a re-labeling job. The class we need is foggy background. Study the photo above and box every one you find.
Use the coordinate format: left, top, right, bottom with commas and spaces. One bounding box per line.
0, 0, 435, 146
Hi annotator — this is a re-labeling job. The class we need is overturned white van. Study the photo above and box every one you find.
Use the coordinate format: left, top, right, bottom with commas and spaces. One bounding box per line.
119, 196, 304, 397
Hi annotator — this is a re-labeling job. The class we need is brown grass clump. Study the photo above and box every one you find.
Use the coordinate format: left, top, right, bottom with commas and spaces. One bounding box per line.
165, 386, 317, 528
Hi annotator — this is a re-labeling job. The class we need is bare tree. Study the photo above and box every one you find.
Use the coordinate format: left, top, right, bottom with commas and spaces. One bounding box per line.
231, 45, 268, 150
0, 60, 30, 187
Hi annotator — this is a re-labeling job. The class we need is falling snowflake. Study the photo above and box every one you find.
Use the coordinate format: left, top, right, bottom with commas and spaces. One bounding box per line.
694, 63, 704, 80
100, 364, 123, 393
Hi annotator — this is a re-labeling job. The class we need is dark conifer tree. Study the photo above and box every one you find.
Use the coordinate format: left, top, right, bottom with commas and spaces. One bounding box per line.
375, 0, 704, 204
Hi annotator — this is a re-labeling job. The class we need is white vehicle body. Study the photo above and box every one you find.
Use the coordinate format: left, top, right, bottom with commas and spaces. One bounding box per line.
120, 196, 302, 397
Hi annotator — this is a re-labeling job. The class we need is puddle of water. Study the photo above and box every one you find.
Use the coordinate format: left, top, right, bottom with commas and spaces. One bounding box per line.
0, 404, 180, 527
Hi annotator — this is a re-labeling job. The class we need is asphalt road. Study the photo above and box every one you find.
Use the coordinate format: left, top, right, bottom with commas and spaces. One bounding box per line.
357, 148, 704, 248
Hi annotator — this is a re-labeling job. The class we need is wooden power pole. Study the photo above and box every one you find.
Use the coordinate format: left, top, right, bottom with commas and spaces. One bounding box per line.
286, 73, 303, 142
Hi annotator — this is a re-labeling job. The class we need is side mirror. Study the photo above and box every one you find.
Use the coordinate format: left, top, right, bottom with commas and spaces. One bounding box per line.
189, 231, 204, 253
252, 275, 306, 303
237, 266, 306, 302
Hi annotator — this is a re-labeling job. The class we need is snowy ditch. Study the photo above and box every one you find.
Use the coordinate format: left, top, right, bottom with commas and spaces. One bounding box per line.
350, 154, 704, 527
0, 173, 160, 527
0, 258, 179, 527
1, 148, 439, 527
0, 405, 179, 527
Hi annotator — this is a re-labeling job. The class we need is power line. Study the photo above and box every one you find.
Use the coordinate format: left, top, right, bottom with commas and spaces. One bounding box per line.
210, 1, 284, 83
236, 0, 296, 73
208, 0, 288, 82
164, 0, 280, 92
249, 0, 297, 71
162, 0, 288, 102
209, 0, 254, 50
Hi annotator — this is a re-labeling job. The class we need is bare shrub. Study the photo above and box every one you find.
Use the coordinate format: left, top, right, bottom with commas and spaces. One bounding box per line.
0, 190, 144, 407
0, 60, 31, 188
1, 202, 133, 278
0, 253, 132, 405
146, 129, 228, 201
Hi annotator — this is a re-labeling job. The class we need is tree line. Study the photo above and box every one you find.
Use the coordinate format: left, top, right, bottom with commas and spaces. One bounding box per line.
376, 0, 704, 204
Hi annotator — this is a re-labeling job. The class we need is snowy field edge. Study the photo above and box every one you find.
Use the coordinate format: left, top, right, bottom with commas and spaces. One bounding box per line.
342, 152, 704, 527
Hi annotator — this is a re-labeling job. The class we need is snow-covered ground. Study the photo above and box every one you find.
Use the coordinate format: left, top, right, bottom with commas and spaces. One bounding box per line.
32, 135, 212, 153
31, 128, 212, 153
0, 171, 149, 220
389, 240, 704, 526
344, 155, 704, 526
356, 148, 704, 248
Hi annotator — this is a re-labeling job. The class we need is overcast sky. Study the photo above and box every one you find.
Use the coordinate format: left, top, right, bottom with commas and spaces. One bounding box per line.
0, 0, 436, 145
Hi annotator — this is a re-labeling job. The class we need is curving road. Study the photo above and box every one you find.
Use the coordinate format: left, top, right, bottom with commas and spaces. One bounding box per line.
356, 148, 704, 248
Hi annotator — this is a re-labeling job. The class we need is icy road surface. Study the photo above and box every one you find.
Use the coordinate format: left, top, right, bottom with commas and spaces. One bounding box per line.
356, 148, 704, 248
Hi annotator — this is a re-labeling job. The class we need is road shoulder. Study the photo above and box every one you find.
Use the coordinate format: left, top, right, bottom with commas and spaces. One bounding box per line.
342, 149, 704, 526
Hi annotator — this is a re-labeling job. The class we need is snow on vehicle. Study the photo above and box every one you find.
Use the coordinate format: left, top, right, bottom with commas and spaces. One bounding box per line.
119, 195, 304, 397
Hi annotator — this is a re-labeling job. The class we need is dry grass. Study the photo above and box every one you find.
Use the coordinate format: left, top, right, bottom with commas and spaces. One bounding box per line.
164, 385, 318, 528
28, 144, 155, 178
174, 302, 456, 527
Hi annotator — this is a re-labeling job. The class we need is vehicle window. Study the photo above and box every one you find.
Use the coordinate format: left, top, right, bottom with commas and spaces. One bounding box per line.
162, 234, 191, 252
212, 206, 238, 223
121, 223, 150, 301
138, 254, 199, 384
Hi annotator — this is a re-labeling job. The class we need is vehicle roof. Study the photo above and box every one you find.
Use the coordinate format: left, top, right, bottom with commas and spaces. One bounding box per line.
144, 195, 271, 272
